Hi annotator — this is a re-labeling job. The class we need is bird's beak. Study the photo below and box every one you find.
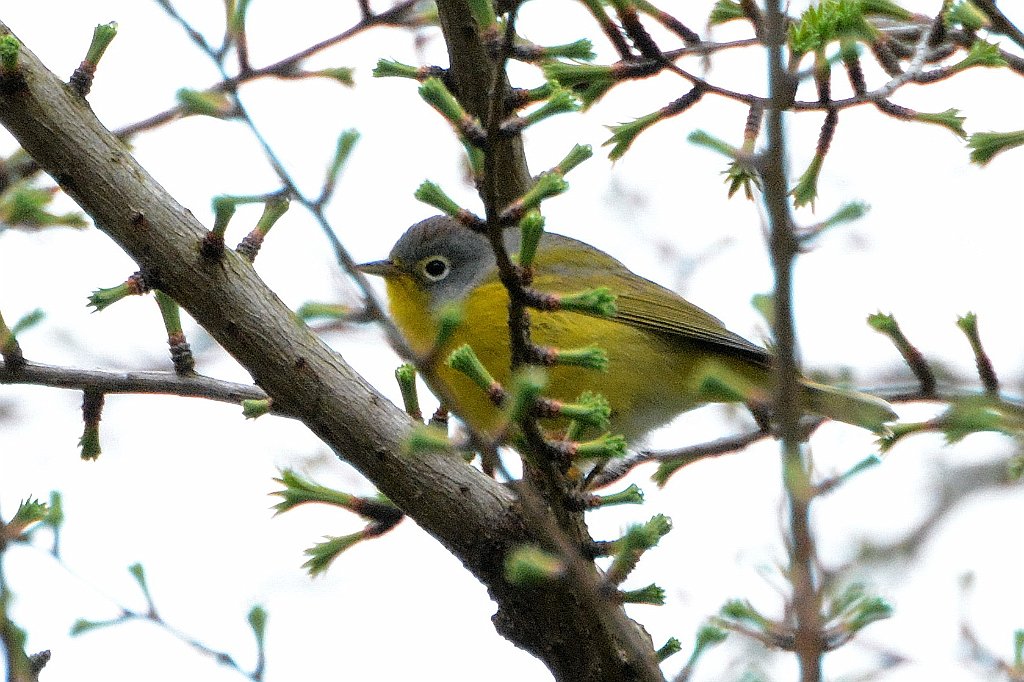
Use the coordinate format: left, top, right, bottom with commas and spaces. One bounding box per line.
356, 259, 399, 278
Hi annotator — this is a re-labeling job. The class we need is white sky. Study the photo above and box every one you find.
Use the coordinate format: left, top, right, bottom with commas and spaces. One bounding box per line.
1, 1, 1023, 680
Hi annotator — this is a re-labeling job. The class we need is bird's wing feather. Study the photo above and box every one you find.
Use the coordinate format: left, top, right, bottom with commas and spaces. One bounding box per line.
532, 233, 771, 366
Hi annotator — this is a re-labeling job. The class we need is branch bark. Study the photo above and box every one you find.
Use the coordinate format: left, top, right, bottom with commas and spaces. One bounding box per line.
0, 19, 660, 681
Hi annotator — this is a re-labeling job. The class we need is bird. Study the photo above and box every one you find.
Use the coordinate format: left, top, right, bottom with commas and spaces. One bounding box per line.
358, 215, 895, 443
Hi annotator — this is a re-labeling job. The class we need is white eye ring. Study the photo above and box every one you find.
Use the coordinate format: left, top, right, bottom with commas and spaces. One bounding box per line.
421, 256, 451, 282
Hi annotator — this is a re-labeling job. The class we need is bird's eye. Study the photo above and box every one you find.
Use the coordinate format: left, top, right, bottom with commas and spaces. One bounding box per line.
422, 256, 450, 281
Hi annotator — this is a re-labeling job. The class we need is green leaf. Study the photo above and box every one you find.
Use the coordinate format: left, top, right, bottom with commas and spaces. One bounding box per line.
968, 129, 1024, 165
303, 533, 363, 577
723, 160, 761, 200
247, 605, 268, 649
914, 108, 967, 139
709, 0, 744, 25
605, 111, 661, 160
790, 155, 824, 209
504, 545, 565, 585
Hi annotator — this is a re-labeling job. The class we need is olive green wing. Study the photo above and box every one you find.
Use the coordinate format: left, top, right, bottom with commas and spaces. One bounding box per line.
532, 233, 771, 366
613, 285, 769, 365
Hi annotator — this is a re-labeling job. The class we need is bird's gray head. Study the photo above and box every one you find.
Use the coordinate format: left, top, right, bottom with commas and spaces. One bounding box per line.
358, 215, 498, 310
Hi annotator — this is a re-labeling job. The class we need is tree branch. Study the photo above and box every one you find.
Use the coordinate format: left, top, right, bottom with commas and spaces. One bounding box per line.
0, 359, 267, 406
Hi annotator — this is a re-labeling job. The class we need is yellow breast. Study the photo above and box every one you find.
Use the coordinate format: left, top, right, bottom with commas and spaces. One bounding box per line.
385, 273, 749, 441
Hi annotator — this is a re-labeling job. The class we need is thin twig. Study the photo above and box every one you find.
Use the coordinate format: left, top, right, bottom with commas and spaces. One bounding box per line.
761, 0, 824, 679
0, 359, 268, 405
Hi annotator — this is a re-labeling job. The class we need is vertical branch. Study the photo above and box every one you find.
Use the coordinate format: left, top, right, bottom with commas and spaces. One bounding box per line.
760, 1, 823, 681
429, 4, 664, 679
435, 0, 531, 207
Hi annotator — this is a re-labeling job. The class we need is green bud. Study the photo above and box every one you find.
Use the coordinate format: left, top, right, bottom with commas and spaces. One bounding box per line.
504, 545, 565, 585
915, 108, 967, 139
303, 532, 363, 577
605, 111, 661, 160
447, 344, 497, 394
554, 144, 593, 176
587, 483, 644, 508
44, 491, 64, 531
877, 420, 928, 452
574, 433, 627, 460
296, 302, 351, 321
271, 469, 358, 514
541, 62, 616, 108
414, 180, 469, 220
176, 88, 236, 118
128, 562, 153, 603
619, 583, 666, 605
71, 619, 115, 636
211, 195, 237, 237
504, 173, 568, 220
508, 367, 546, 424
0, 181, 87, 229
545, 344, 608, 371
555, 391, 611, 429
154, 290, 183, 335
247, 605, 268, 651
688, 130, 740, 158
252, 195, 289, 237
606, 515, 670, 584
87, 281, 139, 312
555, 287, 617, 317
419, 77, 474, 131
867, 311, 899, 335
824, 200, 869, 227
242, 398, 272, 419
372, 59, 421, 79
940, 399, 1014, 444
517, 88, 580, 129
708, 0, 744, 25
694, 623, 729, 649
404, 424, 454, 455
85, 22, 118, 65
968, 129, 1024, 166
956, 311, 978, 336
434, 303, 463, 349
8, 308, 44, 338
845, 595, 893, 631
790, 154, 824, 209
517, 210, 545, 269
5, 497, 48, 539
466, 0, 498, 29
395, 363, 421, 419
325, 129, 360, 187
723, 160, 761, 200
0, 35, 21, 72
682, 623, 729, 671
512, 82, 557, 107
316, 67, 355, 86
720, 598, 770, 627
955, 41, 1007, 71
535, 39, 596, 61
656, 637, 682, 662
827, 582, 867, 618
947, 1, 990, 30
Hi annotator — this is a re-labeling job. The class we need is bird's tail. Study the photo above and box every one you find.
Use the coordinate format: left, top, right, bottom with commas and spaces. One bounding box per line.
801, 381, 896, 433
694, 361, 896, 433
